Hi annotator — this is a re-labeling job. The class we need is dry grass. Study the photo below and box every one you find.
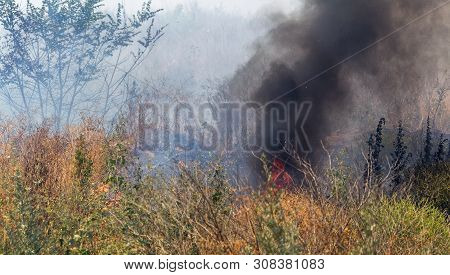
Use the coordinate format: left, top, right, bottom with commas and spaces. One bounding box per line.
0, 122, 448, 255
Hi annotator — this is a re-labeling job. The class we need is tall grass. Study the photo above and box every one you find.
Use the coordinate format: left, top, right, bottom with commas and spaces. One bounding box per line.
0, 121, 448, 255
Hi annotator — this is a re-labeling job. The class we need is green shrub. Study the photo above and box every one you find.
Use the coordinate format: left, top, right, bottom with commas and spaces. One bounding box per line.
252, 190, 301, 255
355, 198, 450, 255
411, 162, 450, 214
2, 173, 45, 254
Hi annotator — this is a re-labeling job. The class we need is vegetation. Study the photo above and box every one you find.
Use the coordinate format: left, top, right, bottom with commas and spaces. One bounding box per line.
0, 0, 164, 129
0, 0, 448, 257
0, 119, 448, 255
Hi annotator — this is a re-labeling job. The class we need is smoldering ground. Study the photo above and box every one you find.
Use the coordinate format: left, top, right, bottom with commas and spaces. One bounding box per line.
226, 0, 450, 173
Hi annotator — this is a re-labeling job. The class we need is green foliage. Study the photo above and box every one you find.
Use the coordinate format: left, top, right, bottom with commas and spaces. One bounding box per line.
328, 151, 356, 203
434, 134, 447, 163
364, 118, 386, 183
447, 141, 450, 160
105, 141, 128, 187
3, 173, 44, 254
253, 191, 300, 255
422, 116, 433, 164
74, 135, 93, 187
412, 162, 450, 214
364, 133, 375, 182
390, 121, 411, 189
373, 118, 386, 176
356, 198, 449, 255
208, 164, 233, 214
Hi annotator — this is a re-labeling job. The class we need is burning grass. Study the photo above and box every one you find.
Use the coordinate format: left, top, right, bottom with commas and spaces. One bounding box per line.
0, 122, 448, 255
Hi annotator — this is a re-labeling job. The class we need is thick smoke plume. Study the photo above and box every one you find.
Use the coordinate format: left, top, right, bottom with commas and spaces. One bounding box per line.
229, 0, 450, 168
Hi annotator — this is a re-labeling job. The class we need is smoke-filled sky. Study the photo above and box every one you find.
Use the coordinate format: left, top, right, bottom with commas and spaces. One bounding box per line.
228, 0, 450, 167
8, 0, 449, 136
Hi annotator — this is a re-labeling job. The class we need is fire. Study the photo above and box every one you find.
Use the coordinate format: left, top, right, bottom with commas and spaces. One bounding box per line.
270, 159, 294, 189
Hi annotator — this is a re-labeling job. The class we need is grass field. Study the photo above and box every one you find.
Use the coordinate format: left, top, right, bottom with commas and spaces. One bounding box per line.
0, 120, 448, 255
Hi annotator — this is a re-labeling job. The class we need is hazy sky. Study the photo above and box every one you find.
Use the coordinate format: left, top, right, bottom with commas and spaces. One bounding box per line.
23, 0, 297, 16
109, 0, 297, 15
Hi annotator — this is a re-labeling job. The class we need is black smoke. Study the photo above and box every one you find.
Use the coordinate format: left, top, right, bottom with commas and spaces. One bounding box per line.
228, 0, 449, 171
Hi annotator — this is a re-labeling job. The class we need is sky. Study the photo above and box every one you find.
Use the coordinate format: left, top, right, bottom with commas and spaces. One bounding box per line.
105, 0, 297, 16
23, 0, 298, 17
157, 0, 295, 14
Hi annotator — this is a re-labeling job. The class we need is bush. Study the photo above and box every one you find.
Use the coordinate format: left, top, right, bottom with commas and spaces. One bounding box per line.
411, 162, 450, 215
0, 123, 448, 255
109, 163, 236, 255
355, 198, 449, 255
250, 190, 301, 255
